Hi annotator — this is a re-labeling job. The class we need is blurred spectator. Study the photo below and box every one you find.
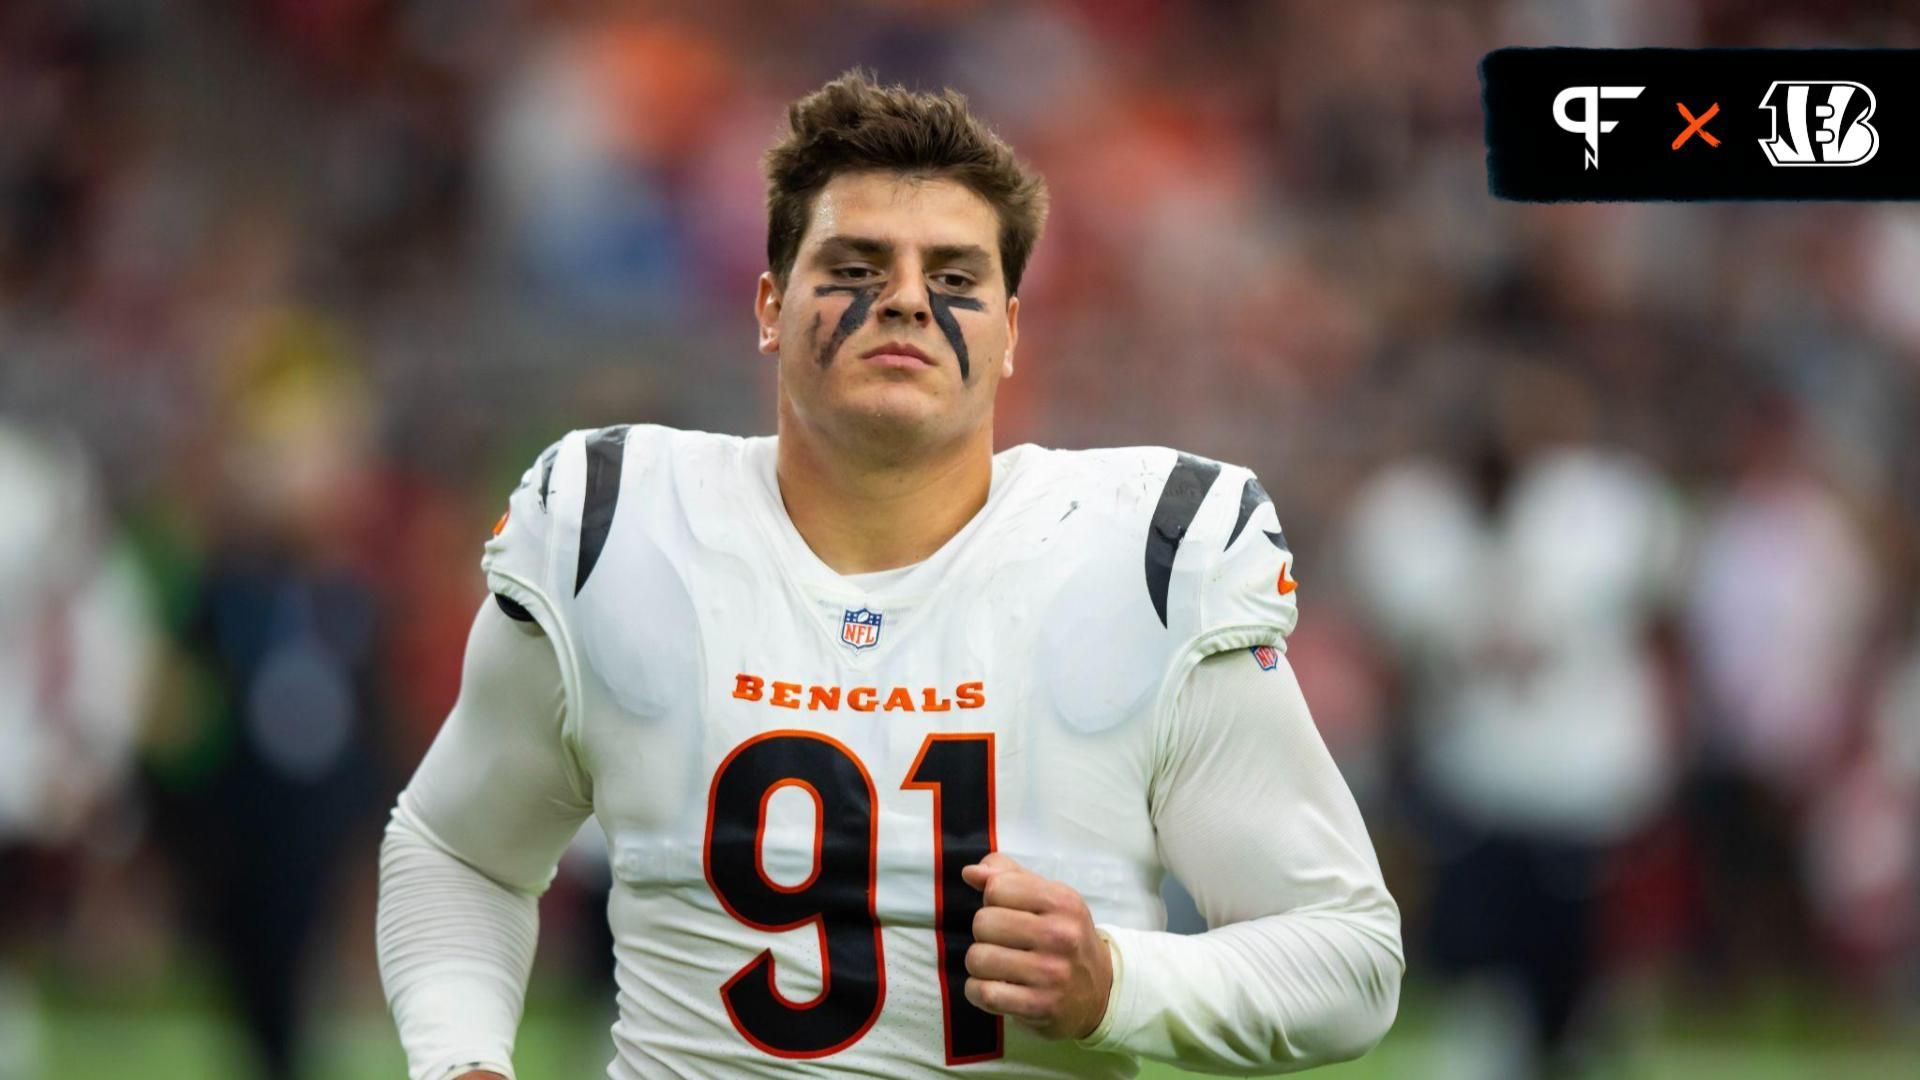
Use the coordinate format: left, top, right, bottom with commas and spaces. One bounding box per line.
1343, 366, 1685, 1078
143, 312, 390, 1080
0, 418, 155, 1078
1686, 405, 1879, 792
1680, 397, 1882, 992
0, 421, 153, 850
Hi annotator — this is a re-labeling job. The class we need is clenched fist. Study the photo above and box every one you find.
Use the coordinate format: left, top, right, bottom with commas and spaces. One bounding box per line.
960, 852, 1114, 1040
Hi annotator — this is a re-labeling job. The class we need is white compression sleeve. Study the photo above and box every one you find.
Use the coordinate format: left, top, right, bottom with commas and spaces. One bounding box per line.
1078, 649, 1404, 1073
377, 600, 594, 1080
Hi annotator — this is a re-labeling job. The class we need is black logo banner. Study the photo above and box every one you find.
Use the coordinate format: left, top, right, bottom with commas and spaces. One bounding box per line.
1482, 48, 1920, 201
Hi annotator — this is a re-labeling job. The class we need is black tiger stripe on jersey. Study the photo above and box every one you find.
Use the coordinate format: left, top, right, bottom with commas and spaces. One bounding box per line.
1145, 453, 1222, 628
537, 442, 560, 510
576, 425, 631, 595
1224, 474, 1271, 551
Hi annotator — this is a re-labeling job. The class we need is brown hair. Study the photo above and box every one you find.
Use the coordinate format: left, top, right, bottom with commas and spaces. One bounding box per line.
763, 69, 1049, 296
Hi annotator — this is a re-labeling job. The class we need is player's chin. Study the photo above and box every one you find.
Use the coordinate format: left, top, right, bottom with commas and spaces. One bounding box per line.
841, 371, 950, 413
834, 384, 960, 447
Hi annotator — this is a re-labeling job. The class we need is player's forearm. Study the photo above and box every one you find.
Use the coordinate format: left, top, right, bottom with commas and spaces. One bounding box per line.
1084, 905, 1403, 1073
377, 807, 540, 1080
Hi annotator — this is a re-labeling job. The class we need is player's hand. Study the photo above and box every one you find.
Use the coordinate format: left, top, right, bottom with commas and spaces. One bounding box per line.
960, 852, 1114, 1040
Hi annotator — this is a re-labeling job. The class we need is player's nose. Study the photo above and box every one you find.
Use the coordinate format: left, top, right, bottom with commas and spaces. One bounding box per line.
878, 266, 933, 326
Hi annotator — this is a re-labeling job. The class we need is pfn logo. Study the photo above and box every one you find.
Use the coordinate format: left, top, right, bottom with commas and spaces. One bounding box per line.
1758, 81, 1879, 167
1553, 85, 1645, 169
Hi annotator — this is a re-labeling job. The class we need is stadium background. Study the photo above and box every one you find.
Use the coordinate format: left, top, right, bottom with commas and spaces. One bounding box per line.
2, 0, 1918, 1077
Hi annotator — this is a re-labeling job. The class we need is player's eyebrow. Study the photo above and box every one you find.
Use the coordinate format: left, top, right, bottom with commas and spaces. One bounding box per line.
925, 243, 993, 274
812, 235, 993, 273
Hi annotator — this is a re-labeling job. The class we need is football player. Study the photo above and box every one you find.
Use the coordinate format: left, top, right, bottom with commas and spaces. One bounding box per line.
377, 70, 1401, 1079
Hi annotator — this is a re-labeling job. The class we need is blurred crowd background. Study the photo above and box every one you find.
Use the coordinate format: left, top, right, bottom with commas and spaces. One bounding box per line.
3, 0, 1918, 1077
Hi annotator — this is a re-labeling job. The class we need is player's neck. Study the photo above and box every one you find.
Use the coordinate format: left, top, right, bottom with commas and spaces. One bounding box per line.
774, 423, 993, 576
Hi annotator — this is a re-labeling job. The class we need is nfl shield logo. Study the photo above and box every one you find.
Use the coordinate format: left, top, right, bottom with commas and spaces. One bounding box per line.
1250, 644, 1280, 671
842, 608, 883, 650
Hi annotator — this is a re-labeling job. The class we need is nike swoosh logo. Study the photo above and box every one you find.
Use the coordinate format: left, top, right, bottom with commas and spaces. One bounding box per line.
1277, 560, 1297, 596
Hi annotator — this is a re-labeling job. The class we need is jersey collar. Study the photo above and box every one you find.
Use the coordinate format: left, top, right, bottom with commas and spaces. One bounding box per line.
740, 435, 1030, 606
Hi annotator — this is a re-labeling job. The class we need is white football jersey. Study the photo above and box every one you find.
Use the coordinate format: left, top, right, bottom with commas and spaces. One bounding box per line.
481, 426, 1300, 1079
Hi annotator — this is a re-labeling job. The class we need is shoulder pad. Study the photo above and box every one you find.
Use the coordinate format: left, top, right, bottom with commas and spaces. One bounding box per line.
1030, 448, 1299, 731
1117, 450, 1299, 647
483, 425, 639, 617
1183, 461, 1301, 650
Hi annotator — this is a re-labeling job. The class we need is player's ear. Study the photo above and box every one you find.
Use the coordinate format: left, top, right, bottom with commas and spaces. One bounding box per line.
1001, 294, 1019, 379
755, 271, 782, 355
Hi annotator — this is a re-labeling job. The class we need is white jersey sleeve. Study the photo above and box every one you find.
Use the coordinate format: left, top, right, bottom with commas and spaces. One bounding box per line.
378, 598, 588, 1079
1081, 647, 1403, 1071
379, 434, 608, 1079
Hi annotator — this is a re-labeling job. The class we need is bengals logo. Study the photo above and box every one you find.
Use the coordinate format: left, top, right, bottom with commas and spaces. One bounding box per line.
1758, 81, 1879, 167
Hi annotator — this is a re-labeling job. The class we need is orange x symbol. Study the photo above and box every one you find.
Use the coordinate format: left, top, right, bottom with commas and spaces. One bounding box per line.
1672, 102, 1720, 149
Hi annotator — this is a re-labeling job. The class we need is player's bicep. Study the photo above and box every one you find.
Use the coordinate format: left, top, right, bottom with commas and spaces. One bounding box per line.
1151, 649, 1391, 929
401, 598, 593, 895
